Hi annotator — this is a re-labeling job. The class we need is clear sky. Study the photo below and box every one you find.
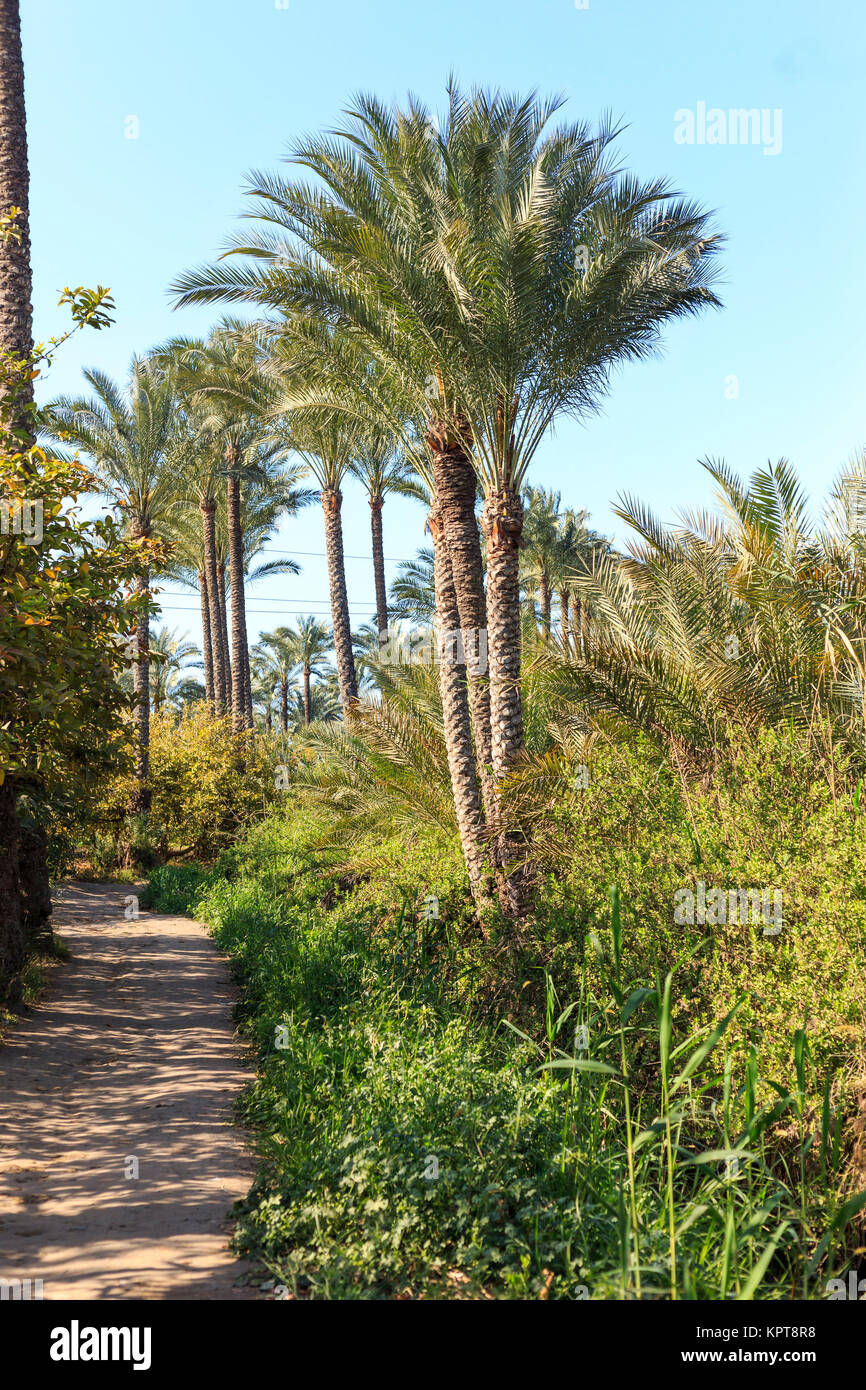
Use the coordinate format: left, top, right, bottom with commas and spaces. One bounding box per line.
22, 0, 866, 651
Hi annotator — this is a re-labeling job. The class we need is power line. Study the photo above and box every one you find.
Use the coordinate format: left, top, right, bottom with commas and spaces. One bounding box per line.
156, 590, 378, 605
266, 548, 413, 562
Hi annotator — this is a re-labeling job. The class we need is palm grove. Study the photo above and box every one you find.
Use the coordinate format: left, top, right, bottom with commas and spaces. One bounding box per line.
3, 26, 866, 1298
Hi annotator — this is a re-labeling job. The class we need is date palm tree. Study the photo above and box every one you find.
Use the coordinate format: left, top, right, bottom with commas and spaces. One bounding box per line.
172, 85, 721, 915
43, 359, 181, 810
350, 427, 427, 641
521, 487, 562, 635
146, 626, 202, 713
250, 629, 300, 733
283, 616, 333, 724
159, 324, 301, 731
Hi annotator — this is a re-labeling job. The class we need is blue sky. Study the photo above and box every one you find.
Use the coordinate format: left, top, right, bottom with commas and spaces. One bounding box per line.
23, 0, 866, 650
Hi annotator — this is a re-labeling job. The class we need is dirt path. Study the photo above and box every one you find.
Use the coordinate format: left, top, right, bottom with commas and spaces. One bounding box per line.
0, 881, 260, 1300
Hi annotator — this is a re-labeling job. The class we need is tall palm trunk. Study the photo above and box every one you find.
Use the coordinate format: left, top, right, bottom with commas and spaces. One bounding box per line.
0, 0, 32, 430
430, 508, 490, 903
428, 432, 497, 825
199, 568, 213, 703
303, 666, 312, 725
200, 499, 227, 710
242, 629, 253, 727
280, 676, 288, 733
369, 493, 389, 641
0, 0, 34, 998
559, 587, 570, 654
570, 592, 582, 657
218, 560, 232, 713
128, 518, 152, 813
481, 487, 529, 917
539, 571, 551, 633
321, 487, 357, 710
265, 706, 272, 733
226, 462, 251, 733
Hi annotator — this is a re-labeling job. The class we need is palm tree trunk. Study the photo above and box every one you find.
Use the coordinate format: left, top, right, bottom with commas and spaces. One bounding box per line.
199, 568, 214, 703
481, 487, 530, 917
129, 562, 151, 811
303, 666, 312, 725
570, 592, 582, 657
265, 706, 272, 733
200, 500, 227, 711
321, 488, 358, 710
0, 0, 32, 423
559, 587, 570, 654
226, 466, 250, 734
280, 677, 288, 733
428, 433, 497, 825
539, 571, 551, 633
0, 0, 34, 999
370, 494, 389, 641
127, 515, 152, 813
218, 560, 232, 713
430, 507, 490, 903
241, 636, 252, 733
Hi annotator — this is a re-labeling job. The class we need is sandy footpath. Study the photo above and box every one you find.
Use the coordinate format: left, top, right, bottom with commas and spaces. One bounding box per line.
0, 881, 260, 1300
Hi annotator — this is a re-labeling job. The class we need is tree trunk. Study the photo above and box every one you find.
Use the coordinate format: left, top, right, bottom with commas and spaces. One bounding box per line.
0, 0, 31, 1000
128, 517, 151, 814
370, 494, 389, 641
559, 587, 570, 654
265, 706, 272, 733
570, 592, 582, 657
303, 666, 311, 725
242, 629, 253, 728
427, 433, 497, 826
0, 0, 32, 427
0, 778, 24, 1002
321, 488, 358, 710
199, 568, 213, 703
430, 508, 490, 903
18, 812, 51, 952
481, 488, 530, 917
280, 677, 288, 733
539, 571, 551, 634
200, 500, 227, 711
218, 561, 232, 713
226, 464, 250, 734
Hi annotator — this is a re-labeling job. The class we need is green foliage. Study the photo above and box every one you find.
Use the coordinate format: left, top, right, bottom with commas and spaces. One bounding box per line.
146, 815, 865, 1300
90, 706, 278, 863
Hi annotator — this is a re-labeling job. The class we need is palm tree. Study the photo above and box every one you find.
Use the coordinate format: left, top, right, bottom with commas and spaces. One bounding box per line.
42, 359, 180, 810
172, 86, 721, 915
284, 616, 333, 724
349, 428, 427, 640
389, 547, 436, 625
281, 414, 360, 711
159, 324, 299, 732
521, 487, 562, 634
147, 626, 202, 713
250, 630, 300, 733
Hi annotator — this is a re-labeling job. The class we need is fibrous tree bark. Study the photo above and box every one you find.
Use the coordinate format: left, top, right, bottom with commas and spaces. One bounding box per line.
321, 487, 358, 710
369, 493, 389, 641
429, 507, 490, 903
